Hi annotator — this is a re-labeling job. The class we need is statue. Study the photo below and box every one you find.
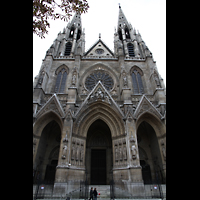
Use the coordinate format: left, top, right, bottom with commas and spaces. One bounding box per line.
80, 148, 84, 161
76, 147, 79, 161
63, 131, 68, 142
154, 73, 161, 88
115, 147, 118, 162
62, 145, 67, 159
36, 71, 45, 87
123, 146, 127, 160
71, 146, 75, 160
131, 145, 137, 160
122, 72, 128, 87
71, 74, 76, 86
119, 147, 122, 161
96, 88, 104, 98
162, 146, 166, 161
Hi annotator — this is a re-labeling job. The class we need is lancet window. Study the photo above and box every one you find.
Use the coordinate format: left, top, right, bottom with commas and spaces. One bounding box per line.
131, 69, 144, 94
54, 68, 68, 93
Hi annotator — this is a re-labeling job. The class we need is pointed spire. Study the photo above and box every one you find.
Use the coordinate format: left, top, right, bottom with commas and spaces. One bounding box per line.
117, 5, 129, 30
70, 12, 82, 29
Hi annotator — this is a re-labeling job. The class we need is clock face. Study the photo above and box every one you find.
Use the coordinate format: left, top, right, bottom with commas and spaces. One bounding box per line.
85, 71, 114, 91
95, 48, 104, 54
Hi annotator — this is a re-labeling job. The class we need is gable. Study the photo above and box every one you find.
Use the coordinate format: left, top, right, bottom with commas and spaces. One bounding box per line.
35, 94, 65, 119
75, 81, 124, 118
84, 39, 114, 57
133, 95, 163, 120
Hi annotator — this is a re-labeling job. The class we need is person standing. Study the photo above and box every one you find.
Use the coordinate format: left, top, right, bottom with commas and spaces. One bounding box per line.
93, 188, 98, 200
89, 187, 93, 200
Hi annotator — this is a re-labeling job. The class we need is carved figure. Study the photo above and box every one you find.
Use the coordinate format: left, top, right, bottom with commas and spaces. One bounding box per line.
96, 89, 104, 98
80, 148, 84, 161
71, 146, 75, 160
63, 132, 68, 142
162, 146, 166, 161
76, 147, 79, 161
36, 71, 45, 87
123, 146, 127, 160
115, 147, 118, 162
62, 145, 67, 159
154, 73, 161, 88
119, 147, 122, 160
122, 72, 128, 87
71, 74, 76, 86
131, 145, 137, 160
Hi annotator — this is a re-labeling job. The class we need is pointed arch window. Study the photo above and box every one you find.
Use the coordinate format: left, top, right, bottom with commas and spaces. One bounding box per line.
64, 42, 72, 56
127, 43, 135, 57
54, 68, 68, 93
131, 69, 144, 94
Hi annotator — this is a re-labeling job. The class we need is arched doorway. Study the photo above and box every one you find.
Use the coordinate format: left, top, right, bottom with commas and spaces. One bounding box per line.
137, 121, 164, 183
34, 120, 61, 183
86, 119, 113, 185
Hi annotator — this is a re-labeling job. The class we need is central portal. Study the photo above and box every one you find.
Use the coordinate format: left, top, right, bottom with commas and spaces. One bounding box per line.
91, 149, 106, 184
86, 119, 113, 185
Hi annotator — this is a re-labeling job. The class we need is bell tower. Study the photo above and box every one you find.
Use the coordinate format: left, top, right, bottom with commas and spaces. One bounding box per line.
53, 12, 85, 57
114, 5, 151, 59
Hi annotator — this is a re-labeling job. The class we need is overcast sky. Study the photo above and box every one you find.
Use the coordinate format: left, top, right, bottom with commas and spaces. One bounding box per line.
33, 0, 166, 86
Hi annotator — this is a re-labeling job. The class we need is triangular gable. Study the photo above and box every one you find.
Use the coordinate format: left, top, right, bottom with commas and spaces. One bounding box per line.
125, 106, 135, 121
36, 94, 65, 118
84, 39, 114, 57
133, 95, 163, 120
75, 81, 124, 118
64, 109, 74, 121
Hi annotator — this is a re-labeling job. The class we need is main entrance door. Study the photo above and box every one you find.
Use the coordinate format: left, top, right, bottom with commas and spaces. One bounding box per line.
91, 149, 106, 185
86, 119, 113, 185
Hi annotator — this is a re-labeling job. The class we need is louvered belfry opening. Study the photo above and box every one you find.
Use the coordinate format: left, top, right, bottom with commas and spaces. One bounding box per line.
64, 42, 72, 56
127, 43, 135, 57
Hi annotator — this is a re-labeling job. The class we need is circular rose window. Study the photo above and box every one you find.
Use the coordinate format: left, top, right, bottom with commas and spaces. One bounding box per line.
85, 71, 114, 91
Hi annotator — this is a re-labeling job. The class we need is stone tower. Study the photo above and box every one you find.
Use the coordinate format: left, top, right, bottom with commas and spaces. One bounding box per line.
33, 6, 166, 196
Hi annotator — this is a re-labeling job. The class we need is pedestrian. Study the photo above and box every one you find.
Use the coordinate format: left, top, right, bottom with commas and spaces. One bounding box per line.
93, 188, 98, 200
89, 187, 93, 200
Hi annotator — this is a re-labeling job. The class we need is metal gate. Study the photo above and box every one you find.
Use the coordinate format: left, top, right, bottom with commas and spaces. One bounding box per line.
79, 180, 89, 199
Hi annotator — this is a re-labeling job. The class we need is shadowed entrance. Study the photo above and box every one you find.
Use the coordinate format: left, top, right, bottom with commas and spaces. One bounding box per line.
86, 119, 113, 185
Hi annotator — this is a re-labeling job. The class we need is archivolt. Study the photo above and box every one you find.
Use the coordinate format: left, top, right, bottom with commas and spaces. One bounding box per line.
33, 111, 63, 138
73, 102, 125, 138
136, 112, 166, 138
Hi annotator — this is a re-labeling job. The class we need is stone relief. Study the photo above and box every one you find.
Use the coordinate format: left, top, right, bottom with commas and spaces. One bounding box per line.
71, 137, 84, 166
87, 87, 111, 105
114, 138, 127, 166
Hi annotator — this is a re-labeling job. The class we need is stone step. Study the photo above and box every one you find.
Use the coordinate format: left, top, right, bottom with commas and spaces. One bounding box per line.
89, 185, 110, 198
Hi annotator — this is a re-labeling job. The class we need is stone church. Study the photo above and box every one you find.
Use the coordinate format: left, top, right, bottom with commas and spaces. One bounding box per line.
33, 6, 166, 196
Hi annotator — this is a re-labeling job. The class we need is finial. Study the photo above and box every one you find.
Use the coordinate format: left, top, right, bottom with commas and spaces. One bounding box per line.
99, 33, 101, 39
119, 3, 121, 8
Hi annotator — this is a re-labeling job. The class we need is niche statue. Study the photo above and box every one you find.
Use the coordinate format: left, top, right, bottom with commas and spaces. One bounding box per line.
62, 145, 67, 159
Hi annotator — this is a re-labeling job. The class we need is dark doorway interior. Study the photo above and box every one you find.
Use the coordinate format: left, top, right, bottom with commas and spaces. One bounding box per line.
140, 160, 152, 184
44, 160, 58, 182
91, 149, 106, 185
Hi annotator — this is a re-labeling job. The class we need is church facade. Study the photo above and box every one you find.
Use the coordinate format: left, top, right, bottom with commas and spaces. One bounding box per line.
33, 6, 166, 195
